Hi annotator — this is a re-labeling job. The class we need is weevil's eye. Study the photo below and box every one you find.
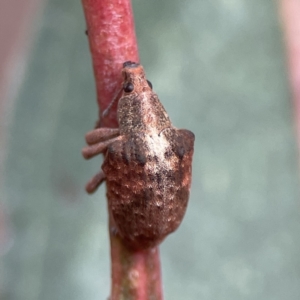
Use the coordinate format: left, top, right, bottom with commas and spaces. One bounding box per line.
147, 80, 153, 89
123, 82, 134, 93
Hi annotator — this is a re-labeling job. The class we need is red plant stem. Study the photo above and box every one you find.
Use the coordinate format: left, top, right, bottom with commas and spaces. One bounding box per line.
279, 0, 300, 154
82, 0, 139, 128
110, 212, 163, 300
81, 1, 163, 299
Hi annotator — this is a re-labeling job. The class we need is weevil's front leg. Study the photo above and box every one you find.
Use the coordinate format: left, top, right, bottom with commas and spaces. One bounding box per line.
82, 136, 121, 159
85, 170, 106, 194
85, 128, 120, 145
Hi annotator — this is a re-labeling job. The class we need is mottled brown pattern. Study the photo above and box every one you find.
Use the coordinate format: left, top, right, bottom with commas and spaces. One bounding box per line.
82, 62, 194, 250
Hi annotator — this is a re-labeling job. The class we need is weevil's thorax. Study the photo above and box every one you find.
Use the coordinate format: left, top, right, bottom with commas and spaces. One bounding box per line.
117, 64, 172, 135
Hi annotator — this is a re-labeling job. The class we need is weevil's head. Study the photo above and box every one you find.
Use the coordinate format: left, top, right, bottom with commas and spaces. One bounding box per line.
121, 61, 153, 95
118, 61, 171, 135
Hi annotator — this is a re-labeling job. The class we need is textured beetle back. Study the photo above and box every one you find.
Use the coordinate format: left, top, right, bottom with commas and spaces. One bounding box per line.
102, 128, 194, 250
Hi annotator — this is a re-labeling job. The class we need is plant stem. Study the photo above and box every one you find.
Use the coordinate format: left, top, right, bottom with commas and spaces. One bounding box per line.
81, 1, 163, 299
279, 0, 300, 153
81, 0, 139, 128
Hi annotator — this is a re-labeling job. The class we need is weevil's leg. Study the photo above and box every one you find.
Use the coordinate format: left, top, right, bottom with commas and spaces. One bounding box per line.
85, 128, 120, 145
85, 170, 106, 194
82, 136, 121, 159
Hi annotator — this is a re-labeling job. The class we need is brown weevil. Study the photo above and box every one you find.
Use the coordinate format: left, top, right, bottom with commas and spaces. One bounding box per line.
82, 61, 195, 250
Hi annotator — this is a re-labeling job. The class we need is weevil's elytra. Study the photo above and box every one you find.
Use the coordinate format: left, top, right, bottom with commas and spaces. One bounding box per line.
82, 61, 195, 250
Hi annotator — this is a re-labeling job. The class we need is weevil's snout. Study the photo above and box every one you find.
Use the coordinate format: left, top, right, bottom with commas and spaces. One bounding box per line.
122, 62, 153, 94
122, 61, 143, 78
123, 61, 140, 68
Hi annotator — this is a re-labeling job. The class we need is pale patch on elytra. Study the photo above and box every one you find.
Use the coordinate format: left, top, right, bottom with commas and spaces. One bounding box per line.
144, 133, 172, 202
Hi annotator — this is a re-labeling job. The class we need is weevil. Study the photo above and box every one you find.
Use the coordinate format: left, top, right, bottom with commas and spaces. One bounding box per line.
82, 61, 195, 250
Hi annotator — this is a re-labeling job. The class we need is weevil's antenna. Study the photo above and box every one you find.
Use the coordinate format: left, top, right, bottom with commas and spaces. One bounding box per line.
102, 87, 123, 118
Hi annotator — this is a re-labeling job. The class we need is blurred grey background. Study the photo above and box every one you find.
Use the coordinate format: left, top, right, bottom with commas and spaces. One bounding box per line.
1, 0, 300, 299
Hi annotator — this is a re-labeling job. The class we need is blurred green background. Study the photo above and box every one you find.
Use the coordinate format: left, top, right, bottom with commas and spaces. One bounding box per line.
1, 0, 300, 299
